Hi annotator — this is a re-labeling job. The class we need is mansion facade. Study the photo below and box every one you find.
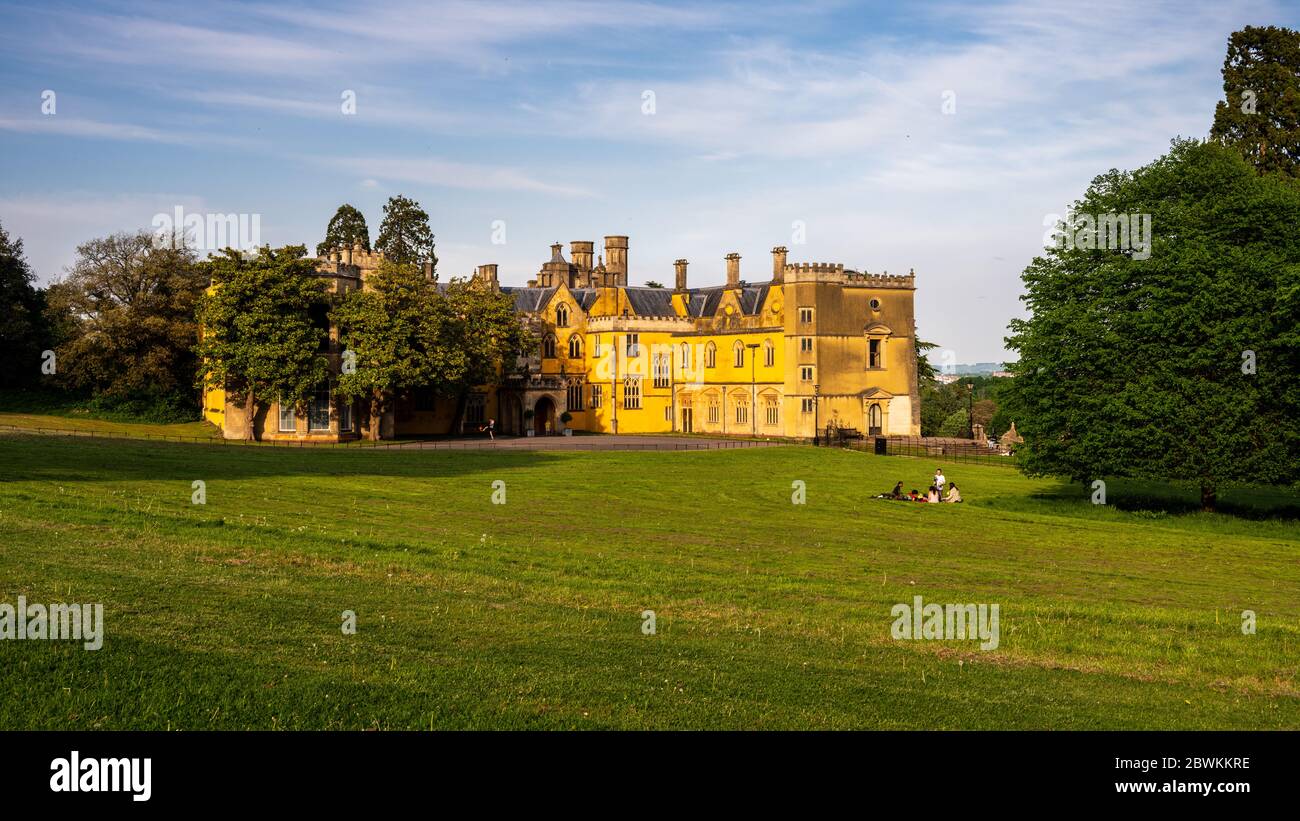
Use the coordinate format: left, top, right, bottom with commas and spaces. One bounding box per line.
203, 236, 921, 441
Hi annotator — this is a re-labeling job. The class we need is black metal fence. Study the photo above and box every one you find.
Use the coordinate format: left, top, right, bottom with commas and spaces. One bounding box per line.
839, 434, 1020, 467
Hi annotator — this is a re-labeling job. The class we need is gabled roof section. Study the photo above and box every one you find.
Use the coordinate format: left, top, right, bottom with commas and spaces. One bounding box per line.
738, 283, 770, 315
681, 284, 769, 317
572, 288, 597, 311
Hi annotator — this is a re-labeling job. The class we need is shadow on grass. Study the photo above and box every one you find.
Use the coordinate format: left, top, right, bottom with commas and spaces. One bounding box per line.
0, 432, 564, 485
1026, 477, 1300, 521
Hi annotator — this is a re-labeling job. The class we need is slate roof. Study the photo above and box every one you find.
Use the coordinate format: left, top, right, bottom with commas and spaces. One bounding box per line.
500, 282, 769, 318
623, 286, 675, 317
500, 285, 556, 312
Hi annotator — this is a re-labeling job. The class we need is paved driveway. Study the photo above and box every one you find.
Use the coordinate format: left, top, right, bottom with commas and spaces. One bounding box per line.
376, 434, 790, 451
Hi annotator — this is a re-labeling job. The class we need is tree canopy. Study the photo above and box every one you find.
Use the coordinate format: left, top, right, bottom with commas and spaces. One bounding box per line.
0, 221, 47, 389
375, 195, 437, 267
1210, 25, 1300, 178
45, 230, 205, 401
331, 260, 444, 439
1003, 139, 1300, 510
195, 245, 329, 440
316, 204, 371, 258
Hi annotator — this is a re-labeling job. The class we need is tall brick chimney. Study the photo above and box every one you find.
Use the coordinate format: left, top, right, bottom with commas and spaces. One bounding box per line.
674, 259, 688, 291
771, 246, 787, 283
725, 252, 741, 288
604, 236, 628, 285
571, 241, 594, 273
476, 263, 498, 288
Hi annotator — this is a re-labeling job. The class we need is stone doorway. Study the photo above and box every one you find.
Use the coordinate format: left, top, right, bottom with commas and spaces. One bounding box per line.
534, 396, 556, 435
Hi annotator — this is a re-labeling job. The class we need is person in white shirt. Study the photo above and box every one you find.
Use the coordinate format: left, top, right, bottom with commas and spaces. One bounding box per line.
934, 469, 946, 492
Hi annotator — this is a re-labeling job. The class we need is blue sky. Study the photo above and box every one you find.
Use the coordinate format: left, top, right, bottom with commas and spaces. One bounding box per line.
1, 0, 1294, 361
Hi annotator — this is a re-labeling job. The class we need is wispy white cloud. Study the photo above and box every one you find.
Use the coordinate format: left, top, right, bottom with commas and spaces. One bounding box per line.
0, 115, 257, 148
308, 155, 597, 197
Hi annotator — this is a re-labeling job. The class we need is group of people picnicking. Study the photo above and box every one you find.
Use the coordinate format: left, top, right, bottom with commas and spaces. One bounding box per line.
878, 468, 962, 504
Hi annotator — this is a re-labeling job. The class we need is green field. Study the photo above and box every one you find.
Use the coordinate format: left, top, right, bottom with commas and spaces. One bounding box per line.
1, 431, 1297, 729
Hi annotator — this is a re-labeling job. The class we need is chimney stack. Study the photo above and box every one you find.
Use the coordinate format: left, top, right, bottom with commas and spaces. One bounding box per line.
571, 241, 594, 273
725, 252, 741, 288
674, 259, 689, 291
771, 246, 787, 283
476, 263, 498, 288
604, 235, 628, 286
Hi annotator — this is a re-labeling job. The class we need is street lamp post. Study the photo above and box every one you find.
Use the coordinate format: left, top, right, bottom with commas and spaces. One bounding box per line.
967, 382, 974, 439
746, 343, 759, 436
813, 383, 820, 445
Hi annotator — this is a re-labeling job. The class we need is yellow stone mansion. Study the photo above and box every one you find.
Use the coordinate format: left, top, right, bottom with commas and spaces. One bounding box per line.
204, 235, 921, 441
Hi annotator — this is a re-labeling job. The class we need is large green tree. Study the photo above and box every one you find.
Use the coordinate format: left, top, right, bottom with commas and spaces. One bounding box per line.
0, 222, 47, 389
45, 230, 205, 402
316, 204, 371, 258
195, 245, 329, 440
375, 195, 437, 267
439, 277, 531, 431
1004, 139, 1300, 511
1210, 25, 1300, 178
331, 260, 445, 440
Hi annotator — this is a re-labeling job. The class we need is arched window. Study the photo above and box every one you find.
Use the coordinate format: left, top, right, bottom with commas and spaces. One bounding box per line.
704, 341, 716, 369
680, 342, 691, 370
543, 334, 557, 358
763, 338, 775, 368
734, 341, 745, 368
568, 335, 582, 359
734, 394, 749, 425
764, 395, 779, 427
556, 304, 570, 328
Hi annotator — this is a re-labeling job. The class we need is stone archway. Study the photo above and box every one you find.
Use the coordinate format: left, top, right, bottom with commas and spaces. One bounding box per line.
534, 396, 557, 435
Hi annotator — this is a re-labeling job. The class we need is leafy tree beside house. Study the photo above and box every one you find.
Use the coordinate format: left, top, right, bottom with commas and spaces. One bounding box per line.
331, 260, 444, 440
196, 245, 329, 440
1003, 139, 1300, 511
316, 204, 371, 258
440, 278, 533, 433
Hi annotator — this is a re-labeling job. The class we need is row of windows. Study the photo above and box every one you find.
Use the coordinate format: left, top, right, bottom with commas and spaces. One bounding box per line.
279, 387, 352, 433
545, 336, 797, 369
279, 390, 491, 433
558, 303, 824, 328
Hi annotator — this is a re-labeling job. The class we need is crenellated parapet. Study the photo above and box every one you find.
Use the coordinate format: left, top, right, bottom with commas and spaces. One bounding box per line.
847, 268, 916, 289
783, 262, 845, 283
585, 314, 694, 333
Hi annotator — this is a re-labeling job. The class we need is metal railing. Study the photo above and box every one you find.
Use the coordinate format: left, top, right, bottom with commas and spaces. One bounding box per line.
841, 434, 1020, 467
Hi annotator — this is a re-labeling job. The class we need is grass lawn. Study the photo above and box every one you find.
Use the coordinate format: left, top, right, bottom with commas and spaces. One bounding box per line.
0, 432, 1297, 729
0, 411, 217, 439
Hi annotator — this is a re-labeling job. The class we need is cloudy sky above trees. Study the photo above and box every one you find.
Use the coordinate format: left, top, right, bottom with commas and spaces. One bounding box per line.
1, 0, 1293, 360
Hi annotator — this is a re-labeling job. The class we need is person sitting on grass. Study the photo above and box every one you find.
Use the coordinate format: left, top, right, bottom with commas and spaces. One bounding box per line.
926, 485, 940, 503
874, 481, 905, 500
908, 489, 922, 502
944, 482, 962, 503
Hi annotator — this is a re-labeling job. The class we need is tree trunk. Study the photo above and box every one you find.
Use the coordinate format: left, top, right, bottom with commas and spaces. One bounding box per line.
450, 389, 469, 436
368, 390, 382, 442
1200, 482, 1216, 513
243, 390, 257, 442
